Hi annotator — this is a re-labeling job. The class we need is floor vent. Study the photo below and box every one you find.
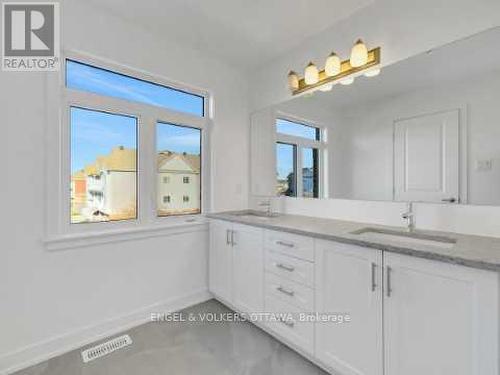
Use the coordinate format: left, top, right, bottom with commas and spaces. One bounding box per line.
81, 334, 132, 363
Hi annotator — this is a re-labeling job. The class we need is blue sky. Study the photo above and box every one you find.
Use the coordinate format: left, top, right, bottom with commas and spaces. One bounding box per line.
66, 60, 204, 117
276, 144, 314, 179
157, 123, 201, 155
71, 107, 137, 173
276, 143, 294, 179
69, 60, 204, 174
71, 109, 201, 173
276, 118, 318, 140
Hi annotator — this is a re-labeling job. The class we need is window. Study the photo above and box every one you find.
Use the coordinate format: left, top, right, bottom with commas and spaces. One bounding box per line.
275, 117, 324, 198
302, 148, 319, 198
276, 143, 297, 197
66, 60, 204, 117
54, 55, 208, 237
157, 123, 201, 216
277, 118, 320, 141
70, 107, 137, 223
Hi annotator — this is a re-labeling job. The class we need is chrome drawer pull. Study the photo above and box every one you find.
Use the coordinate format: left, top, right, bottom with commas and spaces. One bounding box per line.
276, 240, 295, 248
279, 318, 295, 328
276, 263, 295, 272
386, 266, 392, 297
277, 286, 295, 297
371, 262, 377, 292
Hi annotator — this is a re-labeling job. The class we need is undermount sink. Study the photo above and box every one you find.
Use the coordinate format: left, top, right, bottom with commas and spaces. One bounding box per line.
350, 228, 456, 249
233, 211, 279, 220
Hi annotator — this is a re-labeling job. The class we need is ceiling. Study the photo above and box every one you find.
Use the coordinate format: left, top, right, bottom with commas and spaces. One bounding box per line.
287, 27, 500, 110
88, 0, 374, 70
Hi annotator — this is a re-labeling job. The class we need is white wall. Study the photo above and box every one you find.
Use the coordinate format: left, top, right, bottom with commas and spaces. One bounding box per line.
0, 0, 249, 373
337, 71, 500, 204
250, 0, 500, 111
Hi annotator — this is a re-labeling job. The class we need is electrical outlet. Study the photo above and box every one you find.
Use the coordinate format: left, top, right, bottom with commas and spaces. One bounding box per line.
475, 159, 493, 172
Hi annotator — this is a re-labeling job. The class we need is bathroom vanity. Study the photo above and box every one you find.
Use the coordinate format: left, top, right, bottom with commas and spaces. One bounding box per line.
207, 211, 500, 375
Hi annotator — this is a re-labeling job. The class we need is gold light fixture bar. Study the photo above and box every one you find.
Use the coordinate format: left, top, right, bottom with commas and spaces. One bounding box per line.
292, 47, 381, 95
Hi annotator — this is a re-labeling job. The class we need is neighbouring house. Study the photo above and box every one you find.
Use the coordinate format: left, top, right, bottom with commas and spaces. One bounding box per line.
70, 147, 200, 222
70, 170, 87, 216
71, 146, 137, 222
302, 167, 314, 197
157, 151, 201, 216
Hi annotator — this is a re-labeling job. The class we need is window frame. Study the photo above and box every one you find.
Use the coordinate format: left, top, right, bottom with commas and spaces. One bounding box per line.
275, 112, 328, 199
276, 141, 298, 197
45, 51, 212, 244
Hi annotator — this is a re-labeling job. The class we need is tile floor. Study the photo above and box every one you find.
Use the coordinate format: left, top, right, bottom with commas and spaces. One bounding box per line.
13, 299, 328, 375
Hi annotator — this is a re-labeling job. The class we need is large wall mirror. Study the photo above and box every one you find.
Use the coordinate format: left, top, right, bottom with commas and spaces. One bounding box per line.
250, 27, 500, 206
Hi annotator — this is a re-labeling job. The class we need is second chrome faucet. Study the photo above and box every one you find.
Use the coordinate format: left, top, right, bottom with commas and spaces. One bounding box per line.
401, 202, 415, 232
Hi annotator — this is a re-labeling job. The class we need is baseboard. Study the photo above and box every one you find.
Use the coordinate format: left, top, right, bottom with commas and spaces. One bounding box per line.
0, 289, 211, 375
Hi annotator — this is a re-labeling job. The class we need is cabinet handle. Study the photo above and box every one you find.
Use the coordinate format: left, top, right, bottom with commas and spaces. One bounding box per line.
277, 286, 295, 297
276, 263, 295, 272
231, 230, 236, 246
386, 266, 392, 297
276, 240, 295, 248
226, 229, 231, 245
371, 262, 377, 292
279, 317, 295, 328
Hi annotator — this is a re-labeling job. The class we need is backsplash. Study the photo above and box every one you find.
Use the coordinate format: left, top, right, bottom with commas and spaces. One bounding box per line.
249, 196, 500, 238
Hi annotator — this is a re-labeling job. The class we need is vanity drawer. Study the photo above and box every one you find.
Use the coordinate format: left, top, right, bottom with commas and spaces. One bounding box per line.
265, 250, 315, 287
264, 296, 314, 355
265, 230, 314, 261
265, 272, 314, 311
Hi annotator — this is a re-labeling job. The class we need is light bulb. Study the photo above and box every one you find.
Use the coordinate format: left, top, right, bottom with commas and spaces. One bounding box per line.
364, 67, 381, 77
350, 39, 368, 68
304, 62, 319, 85
287, 71, 299, 90
325, 52, 341, 77
340, 76, 355, 85
319, 84, 333, 92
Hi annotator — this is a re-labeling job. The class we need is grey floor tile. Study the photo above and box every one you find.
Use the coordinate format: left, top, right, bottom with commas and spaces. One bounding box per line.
12, 299, 328, 375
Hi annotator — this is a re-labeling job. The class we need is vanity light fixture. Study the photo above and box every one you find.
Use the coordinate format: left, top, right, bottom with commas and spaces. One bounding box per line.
340, 77, 355, 85
325, 52, 341, 77
350, 39, 369, 67
364, 67, 381, 77
287, 40, 381, 95
319, 83, 334, 92
287, 71, 299, 91
304, 62, 320, 85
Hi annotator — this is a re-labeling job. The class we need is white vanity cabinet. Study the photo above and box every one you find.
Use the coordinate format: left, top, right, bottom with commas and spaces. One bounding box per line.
209, 220, 264, 313
263, 230, 316, 355
209, 220, 233, 302
383, 252, 499, 375
231, 224, 264, 313
315, 240, 384, 375
209, 219, 499, 375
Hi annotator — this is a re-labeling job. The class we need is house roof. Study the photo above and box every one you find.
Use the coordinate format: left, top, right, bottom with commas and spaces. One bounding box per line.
157, 151, 200, 173
72, 147, 200, 178
82, 146, 137, 176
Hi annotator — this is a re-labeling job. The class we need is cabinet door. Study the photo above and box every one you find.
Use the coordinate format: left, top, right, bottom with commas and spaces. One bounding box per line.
315, 240, 383, 375
232, 224, 264, 313
384, 253, 499, 375
209, 220, 233, 302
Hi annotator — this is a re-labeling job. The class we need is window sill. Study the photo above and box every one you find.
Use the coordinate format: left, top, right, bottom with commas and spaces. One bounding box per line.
44, 218, 209, 251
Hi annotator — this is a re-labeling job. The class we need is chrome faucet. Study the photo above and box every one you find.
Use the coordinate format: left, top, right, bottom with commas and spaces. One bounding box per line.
401, 202, 415, 232
258, 198, 272, 217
